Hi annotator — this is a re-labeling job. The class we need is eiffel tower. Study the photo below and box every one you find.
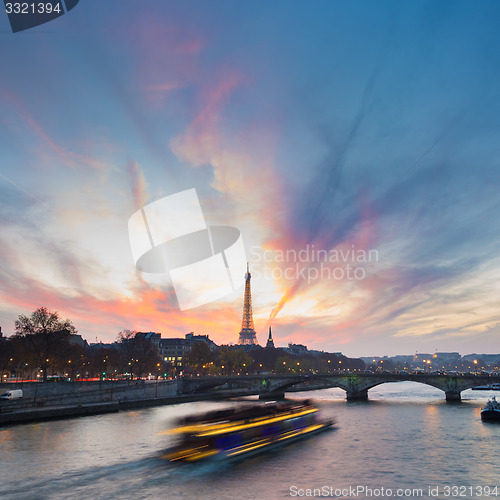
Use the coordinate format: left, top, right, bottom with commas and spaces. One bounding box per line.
238, 263, 258, 345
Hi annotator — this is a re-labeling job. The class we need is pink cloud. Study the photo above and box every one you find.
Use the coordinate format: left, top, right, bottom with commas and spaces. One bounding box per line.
170, 72, 245, 166
0, 230, 243, 344
108, 13, 206, 106
127, 161, 149, 210
0, 86, 109, 171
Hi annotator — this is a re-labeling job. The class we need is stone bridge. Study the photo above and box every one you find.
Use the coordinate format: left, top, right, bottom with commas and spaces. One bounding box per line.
179, 373, 500, 401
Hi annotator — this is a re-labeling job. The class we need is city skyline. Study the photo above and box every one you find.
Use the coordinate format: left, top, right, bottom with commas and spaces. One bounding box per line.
1, 2, 500, 358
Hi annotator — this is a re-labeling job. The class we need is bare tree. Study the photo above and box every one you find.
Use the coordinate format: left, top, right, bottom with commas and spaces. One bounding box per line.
183, 342, 213, 374
116, 330, 159, 378
14, 307, 78, 381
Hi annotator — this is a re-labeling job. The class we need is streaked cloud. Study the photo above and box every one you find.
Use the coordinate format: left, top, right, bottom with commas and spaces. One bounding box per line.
1, 1, 500, 356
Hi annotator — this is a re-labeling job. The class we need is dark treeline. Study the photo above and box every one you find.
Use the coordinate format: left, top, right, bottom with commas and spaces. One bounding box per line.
1, 307, 365, 381
0, 308, 167, 381
181, 342, 365, 376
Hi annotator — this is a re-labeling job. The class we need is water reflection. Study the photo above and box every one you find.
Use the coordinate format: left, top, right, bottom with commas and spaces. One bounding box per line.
0, 384, 499, 500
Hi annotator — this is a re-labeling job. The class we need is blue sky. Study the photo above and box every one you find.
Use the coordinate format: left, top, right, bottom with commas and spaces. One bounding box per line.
1, 1, 500, 356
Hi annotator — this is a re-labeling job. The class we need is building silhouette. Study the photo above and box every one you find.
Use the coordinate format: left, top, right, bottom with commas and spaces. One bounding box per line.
266, 326, 275, 349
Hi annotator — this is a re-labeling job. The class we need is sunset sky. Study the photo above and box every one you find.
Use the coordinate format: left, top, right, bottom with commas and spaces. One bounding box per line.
1, 1, 500, 357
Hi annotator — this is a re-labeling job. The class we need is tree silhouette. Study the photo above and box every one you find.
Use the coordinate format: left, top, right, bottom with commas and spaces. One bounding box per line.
14, 307, 78, 381
217, 346, 252, 375
116, 330, 159, 378
183, 342, 213, 373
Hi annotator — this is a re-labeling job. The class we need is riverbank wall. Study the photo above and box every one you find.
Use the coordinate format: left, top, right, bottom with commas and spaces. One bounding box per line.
0, 380, 258, 426
0, 379, 179, 407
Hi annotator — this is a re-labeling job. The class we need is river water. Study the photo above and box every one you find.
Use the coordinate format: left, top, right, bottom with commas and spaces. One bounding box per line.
1, 383, 499, 499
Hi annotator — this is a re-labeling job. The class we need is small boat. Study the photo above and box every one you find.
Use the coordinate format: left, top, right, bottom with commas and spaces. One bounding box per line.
481, 396, 500, 421
163, 400, 333, 463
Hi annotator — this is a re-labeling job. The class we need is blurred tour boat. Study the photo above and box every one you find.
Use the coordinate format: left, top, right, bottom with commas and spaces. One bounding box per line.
481, 396, 500, 421
163, 400, 333, 462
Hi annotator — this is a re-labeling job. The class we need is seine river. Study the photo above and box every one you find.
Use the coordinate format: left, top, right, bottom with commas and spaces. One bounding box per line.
1, 383, 499, 499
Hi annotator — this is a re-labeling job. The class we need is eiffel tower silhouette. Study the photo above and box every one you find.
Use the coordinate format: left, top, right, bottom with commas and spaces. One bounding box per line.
238, 263, 258, 345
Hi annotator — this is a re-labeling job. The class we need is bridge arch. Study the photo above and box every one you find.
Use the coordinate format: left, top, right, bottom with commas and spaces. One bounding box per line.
179, 374, 499, 402
259, 374, 498, 401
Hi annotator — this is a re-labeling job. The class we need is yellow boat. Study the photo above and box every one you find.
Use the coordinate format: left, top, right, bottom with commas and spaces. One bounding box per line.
162, 400, 333, 463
